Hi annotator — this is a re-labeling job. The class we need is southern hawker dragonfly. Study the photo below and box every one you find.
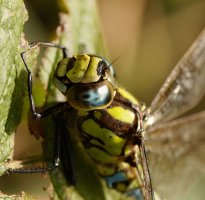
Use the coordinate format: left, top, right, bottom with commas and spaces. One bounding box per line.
5, 28, 205, 200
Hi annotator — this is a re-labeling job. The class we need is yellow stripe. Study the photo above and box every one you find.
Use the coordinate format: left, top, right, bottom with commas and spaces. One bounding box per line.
86, 147, 118, 163
118, 88, 138, 105
66, 54, 90, 83
82, 119, 125, 156
107, 106, 135, 124
82, 57, 101, 83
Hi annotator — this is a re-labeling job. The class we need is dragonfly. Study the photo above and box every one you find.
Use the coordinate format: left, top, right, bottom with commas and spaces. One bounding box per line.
6, 27, 205, 200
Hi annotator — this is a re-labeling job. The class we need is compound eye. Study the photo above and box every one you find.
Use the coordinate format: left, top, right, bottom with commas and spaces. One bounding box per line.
67, 81, 115, 111
80, 85, 109, 104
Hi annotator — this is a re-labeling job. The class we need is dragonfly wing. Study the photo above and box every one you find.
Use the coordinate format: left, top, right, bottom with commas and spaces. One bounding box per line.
147, 28, 205, 126
145, 111, 205, 199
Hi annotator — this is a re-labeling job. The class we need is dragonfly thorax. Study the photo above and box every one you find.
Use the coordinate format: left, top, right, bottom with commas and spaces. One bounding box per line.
53, 54, 117, 111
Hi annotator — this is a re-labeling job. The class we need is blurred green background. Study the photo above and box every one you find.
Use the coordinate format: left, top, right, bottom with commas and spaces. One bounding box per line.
0, 0, 205, 199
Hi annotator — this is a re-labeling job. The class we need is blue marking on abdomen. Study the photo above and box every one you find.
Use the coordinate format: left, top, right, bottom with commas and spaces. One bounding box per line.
126, 188, 144, 200
104, 171, 144, 200
104, 171, 128, 188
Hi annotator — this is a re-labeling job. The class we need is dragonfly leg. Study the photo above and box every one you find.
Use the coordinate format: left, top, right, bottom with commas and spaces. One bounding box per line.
6, 113, 76, 184
20, 42, 69, 119
23, 41, 68, 58
55, 114, 76, 184
6, 119, 62, 174
7, 165, 55, 173
6, 155, 58, 174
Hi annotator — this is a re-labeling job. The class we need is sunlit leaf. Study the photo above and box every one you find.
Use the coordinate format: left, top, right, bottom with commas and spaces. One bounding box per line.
0, 0, 27, 174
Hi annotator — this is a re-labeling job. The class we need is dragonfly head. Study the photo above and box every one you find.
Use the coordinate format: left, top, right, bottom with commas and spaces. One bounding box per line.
53, 54, 117, 111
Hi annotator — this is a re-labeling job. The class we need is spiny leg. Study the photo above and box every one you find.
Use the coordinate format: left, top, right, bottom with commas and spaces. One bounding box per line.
21, 42, 69, 119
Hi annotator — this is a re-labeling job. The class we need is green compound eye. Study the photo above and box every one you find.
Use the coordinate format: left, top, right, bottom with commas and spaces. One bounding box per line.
66, 80, 116, 111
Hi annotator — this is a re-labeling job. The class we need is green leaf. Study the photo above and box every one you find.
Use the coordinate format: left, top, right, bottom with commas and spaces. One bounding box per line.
66, 0, 107, 55
0, 0, 27, 174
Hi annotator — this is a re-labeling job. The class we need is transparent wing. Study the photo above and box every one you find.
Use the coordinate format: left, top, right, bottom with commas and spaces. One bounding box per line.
147, 28, 205, 126
145, 111, 205, 199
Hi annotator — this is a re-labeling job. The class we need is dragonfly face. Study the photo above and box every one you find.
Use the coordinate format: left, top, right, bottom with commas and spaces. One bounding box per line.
53, 54, 117, 111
